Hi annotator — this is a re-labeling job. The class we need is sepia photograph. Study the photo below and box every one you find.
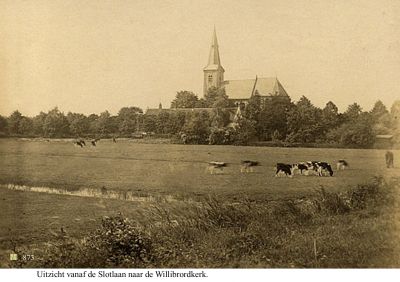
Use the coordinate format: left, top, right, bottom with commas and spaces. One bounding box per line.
0, 0, 399, 274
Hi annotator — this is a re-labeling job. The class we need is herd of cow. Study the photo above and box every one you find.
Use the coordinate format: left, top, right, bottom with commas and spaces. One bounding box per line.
207, 159, 349, 177
274, 160, 348, 177
71, 138, 394, 177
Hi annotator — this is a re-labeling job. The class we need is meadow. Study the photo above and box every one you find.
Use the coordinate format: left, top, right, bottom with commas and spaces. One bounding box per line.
0, 138, 397, 200
0, 138, 399, 267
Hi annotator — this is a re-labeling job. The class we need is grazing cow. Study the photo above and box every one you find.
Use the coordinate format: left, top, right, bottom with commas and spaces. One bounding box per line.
74, 140, 84, 148
292, 162, 312, 175
315, 162, 334, 176
337, 159, 349, 170
207, 161, 227, 174
240, 160, 260, 173
275, 163, 294, 177
385, 151, 394, 168
299, 161, 320, 175
79, 139, 86, 146
91, 139, 100, 146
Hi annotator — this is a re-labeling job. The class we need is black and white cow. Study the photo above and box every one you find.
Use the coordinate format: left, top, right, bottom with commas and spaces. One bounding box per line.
240, 160, 260, 173
292, 162, 314, 175
74, 140, 84, 148
315, 162, 334, 176
275, 163, 294, 177
336, 159, 349, 170
207, 161, 227, 174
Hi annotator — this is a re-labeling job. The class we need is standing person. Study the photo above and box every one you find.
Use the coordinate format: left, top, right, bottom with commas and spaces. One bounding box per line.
385, 151, 394, 168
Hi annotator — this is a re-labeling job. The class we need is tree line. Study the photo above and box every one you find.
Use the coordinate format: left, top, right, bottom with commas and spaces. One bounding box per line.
166, 90, 398, 148
0, 88, 398, 148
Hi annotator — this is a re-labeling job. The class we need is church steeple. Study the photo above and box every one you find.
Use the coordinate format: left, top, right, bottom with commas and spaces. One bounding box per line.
207, 26, 222, 67
203, 27, 225, 95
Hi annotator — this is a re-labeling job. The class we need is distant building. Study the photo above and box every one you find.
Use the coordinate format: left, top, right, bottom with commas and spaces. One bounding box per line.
146, 27, 290, 116
203, 27, 290, 106
374, 135, 394, 149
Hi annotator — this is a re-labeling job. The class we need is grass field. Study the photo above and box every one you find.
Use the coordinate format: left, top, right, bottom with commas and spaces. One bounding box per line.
0, 138, 399, 267
0, 138, 398, 200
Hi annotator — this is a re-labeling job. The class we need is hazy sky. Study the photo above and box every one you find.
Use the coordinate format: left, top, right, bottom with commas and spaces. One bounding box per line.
1, 0, 399, 117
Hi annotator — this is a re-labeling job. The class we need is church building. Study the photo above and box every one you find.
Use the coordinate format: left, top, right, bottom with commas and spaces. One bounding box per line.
146, 28, 290, 117
203, 28, 290, 106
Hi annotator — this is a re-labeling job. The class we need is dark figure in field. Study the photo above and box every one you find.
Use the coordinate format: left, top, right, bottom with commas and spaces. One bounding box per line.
316, 162, 334, 176
79, 139, 86, 146
91, 140, 97, 146
275, 163, 294, 177
207, 161, 227, 174
74, 140, 84, 148
112, 137, 117, 143
385, 151, 394, 168
337, 159, 349, 171
240, 160, 260, 173
292, 162, 311, 175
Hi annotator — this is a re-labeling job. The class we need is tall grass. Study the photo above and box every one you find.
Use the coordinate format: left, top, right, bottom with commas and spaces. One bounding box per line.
9, 176, 399, 268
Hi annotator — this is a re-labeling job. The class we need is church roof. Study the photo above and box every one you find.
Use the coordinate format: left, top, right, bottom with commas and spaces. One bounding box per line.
223, 79, 255, 100
224, 77, 289, 100
256, 77, 288, 97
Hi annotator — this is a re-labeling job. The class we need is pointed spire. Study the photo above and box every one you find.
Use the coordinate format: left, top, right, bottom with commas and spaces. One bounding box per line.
204, 26, 223, 70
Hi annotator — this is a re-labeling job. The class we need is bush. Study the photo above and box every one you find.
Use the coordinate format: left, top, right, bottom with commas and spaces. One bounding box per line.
347, 176, 387, 209
208, 127, 234, 145
83, 215, 153, 267
314, 187, 351, 215
18, 214, 153, 268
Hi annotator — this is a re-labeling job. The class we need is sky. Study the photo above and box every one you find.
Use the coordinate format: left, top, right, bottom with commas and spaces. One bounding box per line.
0, 0, 399, 117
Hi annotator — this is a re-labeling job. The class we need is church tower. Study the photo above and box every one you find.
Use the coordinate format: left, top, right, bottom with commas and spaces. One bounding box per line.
203, 27, 225, 96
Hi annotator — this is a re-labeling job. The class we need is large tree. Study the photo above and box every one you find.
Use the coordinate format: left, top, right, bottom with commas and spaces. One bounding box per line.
231, 116, 257, 145
204, 87, 231, 108
390, 100, 400, 130
7, 110, 23, 135
170, 91, 199, 108
142, 115, 157, 133
94, 111, 114, 136
0, 115, 7, 134
32, 112, 47, 136
67, 112, 89, 137
258, 96, 292, 140
18, 117, 34, 135
117, 107, 143, 135
343, 103, 362, 122
210, 108, 231, 128
182, 111, 211, 144
286, 96, 322, 143
370, 100, 389, 121
327, 113, 375, 148
43, 107, 70, 137
320, 101, 341, 136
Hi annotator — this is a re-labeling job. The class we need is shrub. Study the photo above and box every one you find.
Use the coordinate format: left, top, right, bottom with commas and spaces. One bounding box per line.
20, 214, 153, 268
83, 214, 153, 267
196, 196, 252, 231
314, 187, 351, 215
348, 176, 387, 209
